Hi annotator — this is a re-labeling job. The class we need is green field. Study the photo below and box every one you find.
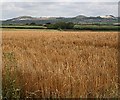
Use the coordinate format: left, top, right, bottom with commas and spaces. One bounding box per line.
1, 25, 47, 29
74, 25, 120, 31
1, 25, 120, 31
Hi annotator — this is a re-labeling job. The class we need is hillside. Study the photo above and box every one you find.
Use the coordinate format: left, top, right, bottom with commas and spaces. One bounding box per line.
2, 15, 118, 25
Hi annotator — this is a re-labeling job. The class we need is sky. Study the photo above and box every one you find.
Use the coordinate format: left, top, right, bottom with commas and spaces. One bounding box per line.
1, 0, 120, 2
0, 0, 119, 20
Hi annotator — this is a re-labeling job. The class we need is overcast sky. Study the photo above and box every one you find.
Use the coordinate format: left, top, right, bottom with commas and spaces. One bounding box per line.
1, 0, 120, 2
0, 0, 119, 20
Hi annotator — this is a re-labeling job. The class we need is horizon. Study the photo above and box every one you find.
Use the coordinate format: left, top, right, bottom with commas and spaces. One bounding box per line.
1, 14, 118, 21
1, 2, 118, 20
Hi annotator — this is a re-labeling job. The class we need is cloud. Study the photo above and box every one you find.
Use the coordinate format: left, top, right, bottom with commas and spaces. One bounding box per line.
1, 2, 118, 20
1, 0, 120, 2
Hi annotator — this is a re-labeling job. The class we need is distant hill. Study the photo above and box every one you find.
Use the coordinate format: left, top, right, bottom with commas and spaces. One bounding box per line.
74, 15, 87, 19
2, 15, 118, 25
98, 15, 116, 19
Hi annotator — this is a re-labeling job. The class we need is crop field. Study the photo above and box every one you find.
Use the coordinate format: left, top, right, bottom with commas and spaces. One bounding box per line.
2, 29, 119, 98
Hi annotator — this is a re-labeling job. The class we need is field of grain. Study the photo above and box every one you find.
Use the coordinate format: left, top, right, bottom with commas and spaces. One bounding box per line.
2, 29, 119, 98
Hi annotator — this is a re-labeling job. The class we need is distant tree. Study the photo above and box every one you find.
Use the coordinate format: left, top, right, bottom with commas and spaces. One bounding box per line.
47, 22, 74, 29
38, 24, 42, 26
66, 22, 74, 29
30, 22, 36, 25
43, 22, 52, 27
25, 23, 29, 25
46, 22, 51, 25
9, 24, 13, 25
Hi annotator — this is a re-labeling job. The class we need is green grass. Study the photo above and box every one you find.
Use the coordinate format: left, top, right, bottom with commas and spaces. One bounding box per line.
74, 25, 120, 31
1, 25, 46, 29
2, 52, 21, 99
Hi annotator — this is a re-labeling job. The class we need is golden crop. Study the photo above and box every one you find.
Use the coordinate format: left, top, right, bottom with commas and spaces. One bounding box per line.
2, 29, 119, 98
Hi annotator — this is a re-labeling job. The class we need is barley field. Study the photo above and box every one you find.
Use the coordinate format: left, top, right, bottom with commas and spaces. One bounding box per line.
2, 29, 119, 98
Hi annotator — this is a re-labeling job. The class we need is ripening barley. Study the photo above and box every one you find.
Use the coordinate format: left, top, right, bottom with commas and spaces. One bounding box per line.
2, 29, 119, 98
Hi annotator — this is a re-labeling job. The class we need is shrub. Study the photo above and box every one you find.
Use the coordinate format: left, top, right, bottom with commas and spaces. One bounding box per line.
29, 22, 36, 25
47, 22, 74, 29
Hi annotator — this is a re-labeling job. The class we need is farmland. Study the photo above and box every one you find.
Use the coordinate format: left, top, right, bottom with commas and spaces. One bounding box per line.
1, 24, 120, 31
2, 29, 119, 98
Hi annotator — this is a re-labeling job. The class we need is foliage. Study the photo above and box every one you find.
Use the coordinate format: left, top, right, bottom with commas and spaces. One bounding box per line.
74, 25, 120, 31
1, 24, 120, 31
47, 22, 74, 29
